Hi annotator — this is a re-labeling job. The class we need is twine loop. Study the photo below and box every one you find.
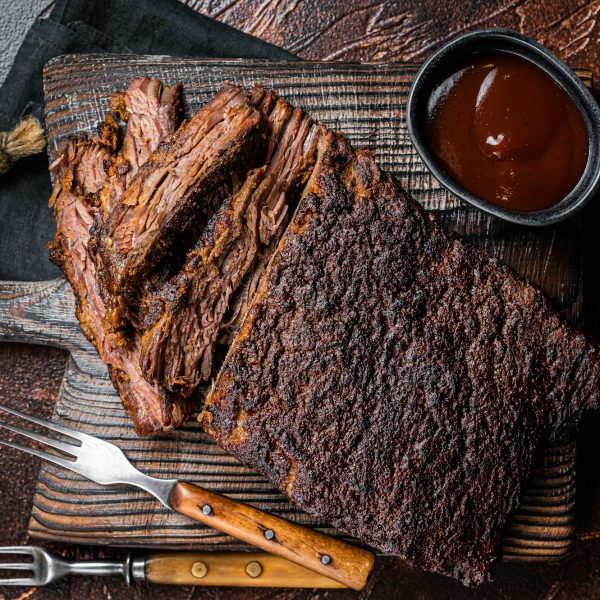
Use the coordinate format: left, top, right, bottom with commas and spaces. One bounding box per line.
0, 116, 47, 175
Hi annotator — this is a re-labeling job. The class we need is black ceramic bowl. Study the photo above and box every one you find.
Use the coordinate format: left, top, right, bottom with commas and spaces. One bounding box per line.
407, 29, 600, 226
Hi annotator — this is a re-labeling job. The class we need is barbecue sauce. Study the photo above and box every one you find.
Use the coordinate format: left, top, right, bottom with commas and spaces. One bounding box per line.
425, 52, 589, 212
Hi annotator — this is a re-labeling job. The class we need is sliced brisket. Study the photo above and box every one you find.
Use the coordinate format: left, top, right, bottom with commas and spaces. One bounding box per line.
88, 78, 184, 316
95, 77, 183, 221
139, 167, 266, 393
200, 131, 600, 585
48, 125, 117, 343
138, 89, 319, 396
95, 85, 266, 346
49, 81, 195, 436
120, 78, 183, 180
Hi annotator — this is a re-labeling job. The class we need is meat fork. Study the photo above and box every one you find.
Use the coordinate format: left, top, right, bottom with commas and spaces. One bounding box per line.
0, 546, 347, 588
0, 546, 131, 587
0, 405, 374, 590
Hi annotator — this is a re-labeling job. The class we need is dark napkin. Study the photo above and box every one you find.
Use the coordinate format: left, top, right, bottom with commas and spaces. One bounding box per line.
0, 0, 294, 281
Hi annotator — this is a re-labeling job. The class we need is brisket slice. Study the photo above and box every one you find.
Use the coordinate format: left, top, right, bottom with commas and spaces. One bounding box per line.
200, 131, 600, 585
88, 78, 184, 309
49, 84, 195, 436
119, 78, 183, 182
138, 89, 319, 396
95, 85, 266, 346
48, 120, 118, 342
219, 193, 299, 343
95, 77, 183, 221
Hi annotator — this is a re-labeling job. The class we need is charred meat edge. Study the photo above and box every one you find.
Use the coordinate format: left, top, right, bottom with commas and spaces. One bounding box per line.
49, 80, 195, 435
138, 90, 320, 396
95, 85, 266, 347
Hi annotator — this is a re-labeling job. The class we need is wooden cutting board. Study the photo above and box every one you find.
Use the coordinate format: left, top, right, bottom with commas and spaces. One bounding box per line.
0, 55, 586, 561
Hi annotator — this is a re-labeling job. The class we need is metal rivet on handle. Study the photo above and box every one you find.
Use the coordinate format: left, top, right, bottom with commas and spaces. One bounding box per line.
191, 562, 208, 578
245, 561, 263, 578
202, 504, 212, 515
321, 554, 332, 565
264, 529, 275, 540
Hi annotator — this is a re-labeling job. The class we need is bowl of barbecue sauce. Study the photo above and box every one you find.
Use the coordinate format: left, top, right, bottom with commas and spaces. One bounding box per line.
407, 29, 600, 225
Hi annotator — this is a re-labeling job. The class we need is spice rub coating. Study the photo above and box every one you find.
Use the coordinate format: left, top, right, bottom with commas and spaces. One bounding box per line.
48, 80, 195, 436
95, 85, 266, 346
201, 131, 600, 585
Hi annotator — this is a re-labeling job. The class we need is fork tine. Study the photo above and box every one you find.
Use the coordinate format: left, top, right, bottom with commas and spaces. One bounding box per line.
0, 547, 35, 555
0, 405, 85, 445
0, 437, 75, 471
0, 578, 35, 586
0, 563, 34, 571
0, 420, 78, 457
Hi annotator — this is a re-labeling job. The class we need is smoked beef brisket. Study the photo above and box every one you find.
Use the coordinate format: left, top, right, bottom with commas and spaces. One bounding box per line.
49, 78, 196, 435
50, 80, 600, 583
95, 77, 183, 221
138, 88, 319, 396
94, 85, 266, 346
200, 131, 600, 585
48, 112, 119, 344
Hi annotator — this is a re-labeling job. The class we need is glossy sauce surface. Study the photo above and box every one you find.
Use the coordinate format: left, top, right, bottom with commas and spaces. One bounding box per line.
425, 52, 589, 212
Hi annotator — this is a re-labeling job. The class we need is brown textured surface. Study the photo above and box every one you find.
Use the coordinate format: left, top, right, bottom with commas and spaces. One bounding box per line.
96, 87, 265, 347
200, 132, 600, 585
140, 87, 318, 396
192, 0, 600, 72
2, 1, 600, 598
31, 55, 583, 557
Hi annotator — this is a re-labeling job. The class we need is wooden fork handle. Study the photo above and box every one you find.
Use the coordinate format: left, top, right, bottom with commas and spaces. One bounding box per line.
143, 551, 347, 588
170, 481, 375, 591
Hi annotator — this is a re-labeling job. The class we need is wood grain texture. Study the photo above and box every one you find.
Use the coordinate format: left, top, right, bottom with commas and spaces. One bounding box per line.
0, 55, 588, 562
143, 551, 347, 587
170, 482, 375, 589
503, 442, 577, 560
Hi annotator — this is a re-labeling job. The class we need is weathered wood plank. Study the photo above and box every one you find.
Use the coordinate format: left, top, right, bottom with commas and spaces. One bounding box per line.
0, 55, 588, 559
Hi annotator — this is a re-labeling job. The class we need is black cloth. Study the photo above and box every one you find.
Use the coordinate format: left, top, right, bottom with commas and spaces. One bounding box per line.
0, 0, 294, 281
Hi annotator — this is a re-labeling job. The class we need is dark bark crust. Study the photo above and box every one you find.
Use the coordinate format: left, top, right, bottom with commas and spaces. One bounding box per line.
201, 131, 600, 585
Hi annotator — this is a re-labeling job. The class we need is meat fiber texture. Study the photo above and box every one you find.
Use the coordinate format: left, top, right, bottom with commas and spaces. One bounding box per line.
94, 85, 266, 347
95, 77, 183, 222
138, 87, 320, 397
200, 131, 600, 585
48, 78, 197, 436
